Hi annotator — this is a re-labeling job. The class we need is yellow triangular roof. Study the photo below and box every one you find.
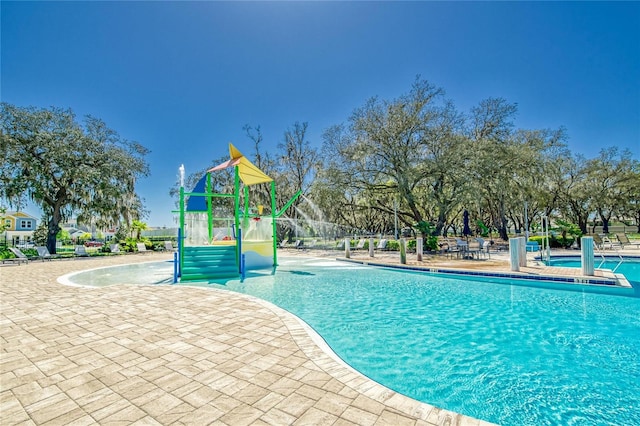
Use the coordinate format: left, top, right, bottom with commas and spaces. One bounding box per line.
209, 143, 273, 186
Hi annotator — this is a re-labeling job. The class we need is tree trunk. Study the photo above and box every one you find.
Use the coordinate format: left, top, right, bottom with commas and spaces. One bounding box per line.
46, 207, 62, 254
496, 200, 509, 241
435, 210, 447, 236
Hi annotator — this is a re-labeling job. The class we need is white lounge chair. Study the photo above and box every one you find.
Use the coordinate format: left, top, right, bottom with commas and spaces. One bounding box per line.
36, 246, 61, 261
110, 243, 121, 254
3, 247, 30, 265
136, 242, 150, 253
376, 239, 388, 250
354, 239, 366, 250
164, 241, 176, 252
74, 245, 89, 257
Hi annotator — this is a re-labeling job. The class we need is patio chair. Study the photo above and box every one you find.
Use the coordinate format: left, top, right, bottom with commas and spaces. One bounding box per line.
443, 238, 463, 259
590, 234, 617, 250
615, 233, 640, 249
164, 241, 176, 252
456, 238, 481, 260
476, 237, 491, 259
36, 246, 61, 261
74, 245, 90, 257
3, 247, 30, 265
294, 240, 304, 249
375, 239, 388, 251
136, 242, 150, 254
110, 243, 121, 254
455, 238, 470, 255
354, 239, 366, 250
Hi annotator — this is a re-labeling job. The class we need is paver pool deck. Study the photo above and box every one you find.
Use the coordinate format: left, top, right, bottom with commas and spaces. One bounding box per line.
2, 247, 637, 425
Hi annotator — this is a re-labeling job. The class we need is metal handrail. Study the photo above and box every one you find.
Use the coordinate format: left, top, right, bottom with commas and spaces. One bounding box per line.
595, 240, 624, 273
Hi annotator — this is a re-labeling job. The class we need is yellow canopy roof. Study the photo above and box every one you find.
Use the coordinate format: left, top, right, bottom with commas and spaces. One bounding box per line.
209, 143, 273, 186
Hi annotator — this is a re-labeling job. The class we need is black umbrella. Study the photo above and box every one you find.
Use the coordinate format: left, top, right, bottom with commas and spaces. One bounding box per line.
463, 210, 472, 236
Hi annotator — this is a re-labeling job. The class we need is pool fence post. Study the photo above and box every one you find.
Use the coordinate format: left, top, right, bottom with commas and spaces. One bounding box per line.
519, 236, 527, 267
509, 238, 520, 272
344, 237, 350, 259
400, 238, 407, 264
581, 236, 594, 276
369, 237, 374, 257
416, 237, 423, 262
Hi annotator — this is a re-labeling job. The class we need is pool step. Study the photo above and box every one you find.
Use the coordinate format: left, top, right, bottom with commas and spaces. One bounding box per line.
181, 246, 239, 281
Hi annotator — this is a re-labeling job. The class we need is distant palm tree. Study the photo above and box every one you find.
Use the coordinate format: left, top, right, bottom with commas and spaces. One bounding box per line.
131, 220, 148, 241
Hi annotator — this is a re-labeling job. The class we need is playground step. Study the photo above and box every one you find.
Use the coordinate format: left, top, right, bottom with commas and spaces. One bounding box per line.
181, 245, 239, 282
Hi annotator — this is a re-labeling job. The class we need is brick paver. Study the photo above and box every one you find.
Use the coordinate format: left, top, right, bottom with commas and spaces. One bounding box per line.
1, 253, 499, 425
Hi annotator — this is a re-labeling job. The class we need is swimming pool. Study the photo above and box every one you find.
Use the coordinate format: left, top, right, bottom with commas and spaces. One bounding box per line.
64, 258, 640, 425
546, 256, 640, 284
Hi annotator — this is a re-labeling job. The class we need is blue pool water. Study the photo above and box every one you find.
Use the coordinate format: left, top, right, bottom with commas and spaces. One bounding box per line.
546, 256, 640, 284
66, 258, 640, 425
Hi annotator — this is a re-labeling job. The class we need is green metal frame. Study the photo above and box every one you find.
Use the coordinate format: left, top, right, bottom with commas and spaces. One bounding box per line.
178, 167, 303, 273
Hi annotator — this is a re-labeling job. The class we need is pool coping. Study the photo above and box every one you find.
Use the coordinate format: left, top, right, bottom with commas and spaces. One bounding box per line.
336, 257, 638, 295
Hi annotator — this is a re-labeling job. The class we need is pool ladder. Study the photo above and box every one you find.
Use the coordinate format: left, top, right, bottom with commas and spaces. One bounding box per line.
596, 246, 624, 273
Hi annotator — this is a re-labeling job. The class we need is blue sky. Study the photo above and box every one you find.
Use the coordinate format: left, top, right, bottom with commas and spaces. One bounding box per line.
2, 1, 639, 227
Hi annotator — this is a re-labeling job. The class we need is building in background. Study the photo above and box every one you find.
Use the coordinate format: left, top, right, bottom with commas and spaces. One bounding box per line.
2, 211, 37, 247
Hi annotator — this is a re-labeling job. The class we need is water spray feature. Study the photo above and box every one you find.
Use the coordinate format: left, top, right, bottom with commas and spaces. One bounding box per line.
176, 143, 303, 282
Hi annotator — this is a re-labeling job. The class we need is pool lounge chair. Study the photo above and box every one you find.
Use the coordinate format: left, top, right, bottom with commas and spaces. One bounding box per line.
615, 233, 640, 249
590, 234, 618, 250
375, 239, 388, 251
164, 241, 176, 252
74, 245, 90, 257
36, 246, 61, 261
136, 243, 150, 254
354, 239, 366, 250
3, 247, 30, 265
294, 240, 304, 249
110, 243, 121, 254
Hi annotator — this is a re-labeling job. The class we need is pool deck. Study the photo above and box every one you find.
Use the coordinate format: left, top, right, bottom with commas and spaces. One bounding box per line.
2, 247, 638, 425
1, 253, 494, 426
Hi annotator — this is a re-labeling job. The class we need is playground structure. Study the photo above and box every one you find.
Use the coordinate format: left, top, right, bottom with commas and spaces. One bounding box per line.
177, 144, 301, 282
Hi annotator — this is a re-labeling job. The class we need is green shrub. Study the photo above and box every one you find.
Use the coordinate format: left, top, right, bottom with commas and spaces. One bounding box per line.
21, 248, 38, 257
120, 238, 138, 252
528, 236, 549, 246
425, 236, 439, 251
552, 236, 575, 248
0, 248, 12, 259
386, 240, 400, 251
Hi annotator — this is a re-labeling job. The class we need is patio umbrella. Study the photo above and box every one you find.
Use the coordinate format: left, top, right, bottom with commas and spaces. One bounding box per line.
462, 210, 472, 236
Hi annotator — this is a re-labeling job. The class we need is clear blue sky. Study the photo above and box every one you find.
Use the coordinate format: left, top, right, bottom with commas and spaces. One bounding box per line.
2, 1, 639, 227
